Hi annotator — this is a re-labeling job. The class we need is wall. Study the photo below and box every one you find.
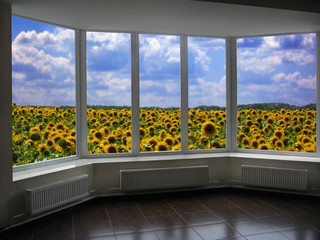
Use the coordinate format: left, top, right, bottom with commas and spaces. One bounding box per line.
9, 154, 320, 227
0, 2, 13, 229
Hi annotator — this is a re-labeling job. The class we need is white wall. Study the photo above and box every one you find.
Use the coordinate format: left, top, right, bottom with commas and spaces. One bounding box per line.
2, 0, 320, 230
0, 2, 13, 229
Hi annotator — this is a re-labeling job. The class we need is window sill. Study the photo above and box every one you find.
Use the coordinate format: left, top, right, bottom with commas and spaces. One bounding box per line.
12, 152, 320, 182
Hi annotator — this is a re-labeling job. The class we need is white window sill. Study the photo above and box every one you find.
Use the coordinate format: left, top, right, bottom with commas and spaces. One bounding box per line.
12, 152, 320, 182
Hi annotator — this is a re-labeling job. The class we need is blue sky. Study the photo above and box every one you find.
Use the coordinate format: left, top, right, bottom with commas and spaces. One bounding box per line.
12, 16, 75, 106
237, 33, 317, 106
12, 16, 316, 108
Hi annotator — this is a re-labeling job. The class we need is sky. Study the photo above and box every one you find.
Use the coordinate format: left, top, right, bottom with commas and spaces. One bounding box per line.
12, 16, 317, 108
237, 33, 317, 106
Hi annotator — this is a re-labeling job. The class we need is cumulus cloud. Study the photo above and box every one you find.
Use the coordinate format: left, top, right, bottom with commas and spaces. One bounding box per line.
12, 26, 76, 106
238, 72, 316, 106
189, 76, 226, 107
238, 33, 316, 75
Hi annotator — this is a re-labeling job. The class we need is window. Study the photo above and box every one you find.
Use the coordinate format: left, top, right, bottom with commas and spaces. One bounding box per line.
87, 32, 131, 154
12, 16, 76, 166
12, 16, 319, 168
188, 37, 226, 150
139, 34, 181, 152
237, 33, 317, 152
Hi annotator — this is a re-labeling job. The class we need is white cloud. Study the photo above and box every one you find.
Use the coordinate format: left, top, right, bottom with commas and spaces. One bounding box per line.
12, 28, 75, 106
87, 32, 130, 51
189, 76, 226, 107
194, 49, 211, 71
238, 72, 316, 106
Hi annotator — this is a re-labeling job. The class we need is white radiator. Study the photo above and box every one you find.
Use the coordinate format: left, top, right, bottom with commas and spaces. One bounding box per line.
26, 174, 90, 215
120, 165, 209, 192
241, 165, 308, 191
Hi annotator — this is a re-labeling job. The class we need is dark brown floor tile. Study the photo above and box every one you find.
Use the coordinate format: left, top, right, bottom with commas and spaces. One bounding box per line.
74, 200, 108, 222
280, 228, 320, 240
0, 224, 34, 240
196, 193, 239, 210
193, 222, 241, 240
241, 204, 281, 218
112, 218, 152, 234
106, 199, 143, 220
75, 235, 117, 240
116, 231, 160, 240
260, 215, 305, 231
180, 211, 223, 226
74, 220, 114, 238
244, 232, 290, 240
220, 191, 258, 207
281, 208, 320, 228
222, 237, 247, 240
156, 227, 203, 240
33, 212, 73, 240
147, 214, 187, 230
167, 197, 207, 214
227, 219, 275, 236
214, 208, 254, 222
137, 199, 176, 217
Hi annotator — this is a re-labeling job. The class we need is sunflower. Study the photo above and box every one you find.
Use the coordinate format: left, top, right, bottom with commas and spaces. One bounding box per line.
94, 131, 103, 139
37, 144, 47, 153
251, 139, 259, 149
104, 145, 118, 153
156, 141, 169, 151
274, 129, 284, 139
164, 136, 175, 146
303, 143, 316, 152
200, 136, 209, 145
107, 135, 117, 144
101, 127, 109, 136
258, 143, 271, 150
201, 122, 217, 137
53, 135, 62, 143
147, 137, 158, 148
46, 139, 55, 148
238, 132, 247, 142
274, 140, 284, 149
30, 133, 41, 141
242, 137, 250, 146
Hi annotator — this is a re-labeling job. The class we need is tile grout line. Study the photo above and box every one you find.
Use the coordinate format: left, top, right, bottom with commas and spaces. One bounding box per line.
103, 199, 117, 239
72, 211, 75, 240
133, 199, 161, 240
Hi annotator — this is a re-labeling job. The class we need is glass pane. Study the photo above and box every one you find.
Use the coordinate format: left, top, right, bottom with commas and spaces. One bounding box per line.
12, 17, 76, 166
139, 34, 181, 152
237, 33, 317, 152
87, 32, 131, 154
188, 37, 226, 150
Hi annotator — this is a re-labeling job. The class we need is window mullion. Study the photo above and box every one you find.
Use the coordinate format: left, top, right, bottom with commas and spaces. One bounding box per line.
131, 32, 140, 156
75, 29, 88, 158
180, 35, 189, 153
226, 37, 237, 152
316, 32, 320, 154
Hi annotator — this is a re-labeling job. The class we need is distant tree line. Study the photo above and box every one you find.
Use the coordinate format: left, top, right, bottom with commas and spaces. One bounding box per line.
237, 103, 316, 111
17, 103, 316, 111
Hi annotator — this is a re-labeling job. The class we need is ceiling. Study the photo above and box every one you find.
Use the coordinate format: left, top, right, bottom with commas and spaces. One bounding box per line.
2, 0, 320, 37
195, 0, 320, 14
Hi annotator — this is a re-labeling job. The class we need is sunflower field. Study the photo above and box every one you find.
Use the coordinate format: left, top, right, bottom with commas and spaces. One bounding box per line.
12, 103, 316, 166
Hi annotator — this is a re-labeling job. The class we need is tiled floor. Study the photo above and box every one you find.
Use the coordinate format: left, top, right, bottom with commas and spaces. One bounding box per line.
1, 188, 320, 240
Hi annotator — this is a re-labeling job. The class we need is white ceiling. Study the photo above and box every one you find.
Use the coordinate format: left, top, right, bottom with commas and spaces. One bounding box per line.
2, 0, 320, 37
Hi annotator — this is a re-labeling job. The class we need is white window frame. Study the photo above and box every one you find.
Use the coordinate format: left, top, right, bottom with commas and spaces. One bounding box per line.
11, 15, 320, 172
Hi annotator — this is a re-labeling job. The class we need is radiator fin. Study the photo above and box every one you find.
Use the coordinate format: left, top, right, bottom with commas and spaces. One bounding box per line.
26, 174, 90, 215
241, 165, 308, 191
120, 165, 209, 191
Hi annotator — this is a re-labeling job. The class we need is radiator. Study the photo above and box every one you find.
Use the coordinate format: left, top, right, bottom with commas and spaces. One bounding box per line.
26, 174, 90, 215
241, 165, 308, 191
120, 165, 209, 191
